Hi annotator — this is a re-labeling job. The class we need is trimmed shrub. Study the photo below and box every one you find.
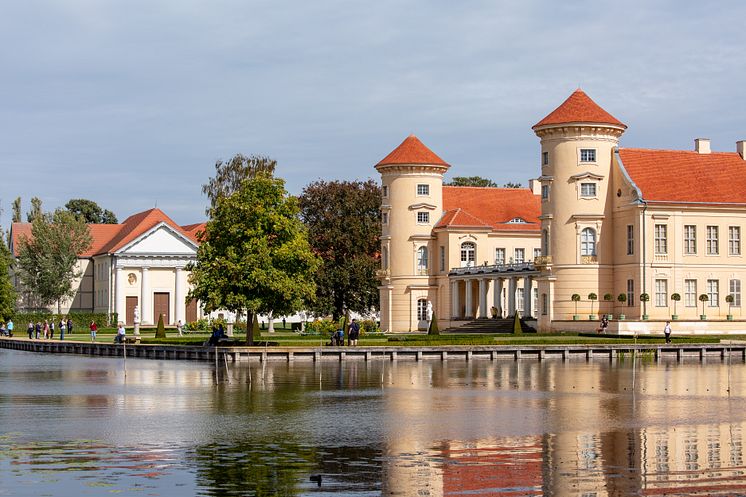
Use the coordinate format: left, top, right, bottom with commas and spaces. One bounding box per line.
155, 313, 166, 338
13, 312, 117, 329
428, 315, 439, 335
512, 312, 522, 334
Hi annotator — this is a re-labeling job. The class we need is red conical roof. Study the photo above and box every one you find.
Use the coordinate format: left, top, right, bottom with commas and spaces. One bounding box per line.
533, 89, 626, 129
376, 134, 449, 168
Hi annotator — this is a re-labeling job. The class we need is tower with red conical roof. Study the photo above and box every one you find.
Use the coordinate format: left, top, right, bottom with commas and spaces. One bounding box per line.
375, 135, 450, 332
532, 89, 626, 331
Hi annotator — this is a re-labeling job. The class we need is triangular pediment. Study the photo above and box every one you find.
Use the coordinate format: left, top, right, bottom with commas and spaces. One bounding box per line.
118, 223, 197, 255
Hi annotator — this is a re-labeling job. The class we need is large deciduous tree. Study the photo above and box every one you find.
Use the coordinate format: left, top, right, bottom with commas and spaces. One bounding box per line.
202, 154, 276, 213
65, 198, 118, 224
16, 209, 92, 313
0, 239, 17, 320
446, 176, 498, 187
299, 180, 381, 320
12, 197, 21, 223
187, 173, 319, 345
26, 197, 43, 223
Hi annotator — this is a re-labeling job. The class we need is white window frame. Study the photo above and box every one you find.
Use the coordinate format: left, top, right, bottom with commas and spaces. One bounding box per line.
685, 279, 697, 307
730, 279, 741, 307
416, 246, 428, 275
655, 279, 668, 307
516, 288, 525, 312
416, 184, 430, 196
579, 148, 597, 163
707, 225, 719, 255
580, 182, 597, 198
514, 248, 525, 264
461, 242, 476, 267
684, 225, 696, 255
581, 228, 596, 256
730, 226, 741, 256
707, 279, 719, 307
417, 298, 428, 321
533, 248, 542, 259
654, 224, 668, 255
416, 211, 430, 225
495, 248, 505, 265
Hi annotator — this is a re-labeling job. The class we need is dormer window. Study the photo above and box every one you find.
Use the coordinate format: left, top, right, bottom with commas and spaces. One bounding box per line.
507, 217, 527, 224
417, 184, 430, 196
580, 148, 596, 163
580, 183, 597, 198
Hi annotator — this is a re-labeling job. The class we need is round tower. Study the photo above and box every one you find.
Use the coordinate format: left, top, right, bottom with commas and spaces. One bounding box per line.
532, 90, 626, 331
375, 135, 449, 332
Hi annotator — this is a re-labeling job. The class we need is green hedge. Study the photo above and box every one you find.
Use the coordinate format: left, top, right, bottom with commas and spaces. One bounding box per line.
12, 312, 118, 329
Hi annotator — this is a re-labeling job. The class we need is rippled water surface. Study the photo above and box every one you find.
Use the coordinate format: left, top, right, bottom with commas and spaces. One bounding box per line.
3, 350, 746, 496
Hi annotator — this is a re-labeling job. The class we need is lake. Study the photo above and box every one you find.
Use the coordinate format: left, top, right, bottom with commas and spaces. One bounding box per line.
2, 349, 746, 496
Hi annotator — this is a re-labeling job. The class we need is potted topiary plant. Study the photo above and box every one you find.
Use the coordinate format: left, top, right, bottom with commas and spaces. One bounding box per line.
571, 294, 581, 320
588, 293, 598, 320
603, 293, 614, 320
670, 293, 681, 320
617, 293, 627, 320
639, 293, 650, 320
699, 293, 709, 320
726, 294, 735, 321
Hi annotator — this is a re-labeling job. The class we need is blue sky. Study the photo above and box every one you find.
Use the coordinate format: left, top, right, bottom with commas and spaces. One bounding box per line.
2, 1, 745, 226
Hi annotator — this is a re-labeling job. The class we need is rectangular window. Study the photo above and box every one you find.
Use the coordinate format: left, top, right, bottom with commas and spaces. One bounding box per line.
707, 226, 719, 255
684, 225, 697, 255
417, 211, 429, 224
382, 212, 388, 225
533, 288, 538, 317
627, 279, 635, 307
382, 185, 388, 197
580, 148, 596, 162
655, 279, 668, 307
514, 248, 525, 264
516, 288, 524, 312
416, 184, 429, 196
708, 279, 719, 307
730, 279, 742, 307
685, 279, 697, 307
541, 184, 549, 200
495, 248, 505, 265
580, 183, 596, 198
730, 226, 741, 255
533, 248, 542, 259
541, 293, 548, 315
655, 224, 668, 254
542, 151, 549, 165
627, 225, 634, 255
439, 246, 445, 272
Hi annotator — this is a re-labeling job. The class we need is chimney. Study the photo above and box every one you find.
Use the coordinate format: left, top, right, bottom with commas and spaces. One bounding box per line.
695, 138, 711, 154
737, 141, 746, 160
529, 178, 542, 195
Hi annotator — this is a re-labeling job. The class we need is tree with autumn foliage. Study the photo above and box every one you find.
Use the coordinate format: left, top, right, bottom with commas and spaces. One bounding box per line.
299, 179, 381, 320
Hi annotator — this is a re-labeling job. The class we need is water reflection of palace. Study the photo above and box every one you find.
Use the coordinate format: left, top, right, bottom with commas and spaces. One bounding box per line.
380, 361, 746, 496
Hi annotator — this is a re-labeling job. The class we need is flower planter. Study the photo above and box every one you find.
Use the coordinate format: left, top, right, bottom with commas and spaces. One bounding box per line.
573, 315, 580, 321
642, 314, 649, 320
728, 314, 734, 321
618, 314, 626, 320
700, 315, 707, 320
671, 314, 678, 321
588, 315, 596, 321
606, 314, 614, 320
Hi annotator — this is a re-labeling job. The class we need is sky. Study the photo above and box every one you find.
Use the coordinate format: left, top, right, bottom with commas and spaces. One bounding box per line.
2, 0, 745, 227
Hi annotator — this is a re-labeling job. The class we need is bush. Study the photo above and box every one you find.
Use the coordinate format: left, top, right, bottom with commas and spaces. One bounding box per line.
155, 313, 166, 338
305, 319, 337, 336
186, 318, 210, 331
12, 312, 117, 329
358, 319, 380, 336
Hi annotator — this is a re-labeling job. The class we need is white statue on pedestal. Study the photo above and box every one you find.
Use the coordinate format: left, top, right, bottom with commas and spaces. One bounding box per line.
426, 301, 433, 322
133, 305, 140, 336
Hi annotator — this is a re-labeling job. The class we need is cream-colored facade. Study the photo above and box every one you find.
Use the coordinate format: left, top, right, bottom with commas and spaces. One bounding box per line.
379, 90, 746, 334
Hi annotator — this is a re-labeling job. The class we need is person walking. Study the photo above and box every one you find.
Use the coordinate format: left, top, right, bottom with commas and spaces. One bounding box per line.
176, 320, 183, 337
59, 319, 66, 341
27, 322, 33, 339
43, 320, 49, 339
664, 321, 672, 344
7, 319, 13, 337
67, 318, 73, 337
50, 320, 55, 339
34, 322, 41, 339
90, 321, 98, 342
348, 319, 360, 346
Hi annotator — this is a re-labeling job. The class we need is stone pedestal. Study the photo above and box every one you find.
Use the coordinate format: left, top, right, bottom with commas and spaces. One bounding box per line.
134, 323, 140, 336
226, 323, 234, 337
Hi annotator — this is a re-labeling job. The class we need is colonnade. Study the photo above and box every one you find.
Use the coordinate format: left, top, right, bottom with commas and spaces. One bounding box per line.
450, 275, 535, 319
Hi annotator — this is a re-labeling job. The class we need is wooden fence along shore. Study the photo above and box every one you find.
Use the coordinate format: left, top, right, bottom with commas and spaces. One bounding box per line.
2, 337, 746, 364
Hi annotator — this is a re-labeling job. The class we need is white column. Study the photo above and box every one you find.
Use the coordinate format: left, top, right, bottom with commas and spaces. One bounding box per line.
464, 279, 473, 318
141, 267, 150, 325
115, 267, 125, 324
493, 278, 503, 317
479, 279, 488, 318
175, 267, 184, 326
524, 276, 533, 318
451, 280, 460, 318
508, 277, 516, 316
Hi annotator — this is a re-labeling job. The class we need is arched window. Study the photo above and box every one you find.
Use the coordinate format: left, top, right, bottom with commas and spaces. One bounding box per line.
460, 242, 476, 267
382, 246, 389, 270
581, 228, 596, 256
417, 298, 428, 321
416, 246, 428, 274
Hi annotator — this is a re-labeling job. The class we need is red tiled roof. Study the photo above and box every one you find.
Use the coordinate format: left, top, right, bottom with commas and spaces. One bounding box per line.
376, 134, 449, 168
439, 186, 541, 231
10, 208, 203, 257
533, 89, 626, 129
619, 148, 746, 204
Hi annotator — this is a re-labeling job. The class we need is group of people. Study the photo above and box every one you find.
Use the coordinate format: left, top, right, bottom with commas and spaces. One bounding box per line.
330, 319, 360, 346
596, 314, 673, 343
25, 317, 74, 340
0, 320, 14, 337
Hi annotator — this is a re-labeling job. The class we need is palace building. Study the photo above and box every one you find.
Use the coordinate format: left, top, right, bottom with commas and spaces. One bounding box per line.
377, 89, 746, 334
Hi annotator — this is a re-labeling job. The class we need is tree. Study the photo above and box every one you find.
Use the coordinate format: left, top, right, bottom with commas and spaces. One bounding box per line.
671, 292, 681, 316
202, 154, 276, 213
26, 197, 42, 223
0, 240, 17, 320
187, 173, 320, 345
699, 293, 709, 316
12, 197, 21, 223
503, 182, 523, 188
571, 293, 581, 315
155, 312, 166, 338
588, 292, 597, 316
64, 198, 118, 224
445, 176, 498, 187
299, 180, 381, 320
16, 209, 92, 313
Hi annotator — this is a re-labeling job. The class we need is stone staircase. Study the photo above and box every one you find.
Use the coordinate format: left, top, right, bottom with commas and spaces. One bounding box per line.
443, 317, 535, 334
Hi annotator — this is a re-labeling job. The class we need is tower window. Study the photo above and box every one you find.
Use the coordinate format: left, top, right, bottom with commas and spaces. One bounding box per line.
416, 246, 428, 274
580, 183, 597, 198
542, 151, 549, 165
580, 149, 596, 162
541, 185, 550, 200
581, 228, 596, 256
417, 212, 430, 224
382, 212, 388, 225
416, 184, 430, 196
382, 185, 388, 197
